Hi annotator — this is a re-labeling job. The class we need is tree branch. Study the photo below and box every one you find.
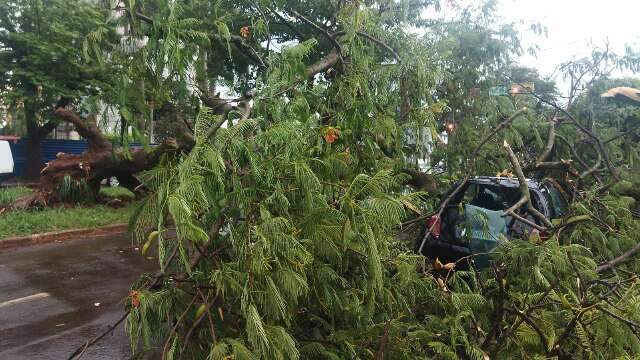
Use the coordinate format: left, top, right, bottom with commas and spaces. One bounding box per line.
556, 134, 603, 183
120, 7, 267, 68
305, 47, 341, 78
596, 242, 640, 273
579, 144, 601, 180
39, 119, 59, 137
374, 319, 392, 360
162, 295, 198, 360
265, 7, 307, 41
504, 307, 550, 353
597, 305, 640, 330
503, 140, 553, 228
225, 35, 267, 68
505, 75, 620, 181
180, 294, 220, 353
536, 117, 556, 165
53, 108, 112, 153
604, 123, 640, 144
333, 30, 401, 63
492, 278, 560, 356
290, 10, 342, 56
67, 244, 181, 359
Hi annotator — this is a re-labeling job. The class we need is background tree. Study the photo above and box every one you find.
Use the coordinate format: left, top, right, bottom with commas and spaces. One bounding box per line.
0, 0, 116, 180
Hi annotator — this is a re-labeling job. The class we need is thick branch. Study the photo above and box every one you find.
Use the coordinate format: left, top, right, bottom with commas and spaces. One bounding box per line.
200, 92, 237, 115
305, 48, 340, 78
403, 168, 437, 194
503, 140, 553, 228
596, 242, 640, 273
536, 117, 556, 165
39, 119, 59, 138
375, 320, 392, 360
226, 35, 267, 68
54, 108, 112, 153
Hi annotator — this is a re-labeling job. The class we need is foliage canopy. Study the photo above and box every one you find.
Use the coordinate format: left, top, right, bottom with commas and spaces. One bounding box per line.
10, 0, 639, 359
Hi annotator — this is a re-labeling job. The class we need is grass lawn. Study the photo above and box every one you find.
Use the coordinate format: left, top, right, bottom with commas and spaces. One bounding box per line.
0, 186, 32, 206
99, 185, 136, 200
0, 186, 136, 239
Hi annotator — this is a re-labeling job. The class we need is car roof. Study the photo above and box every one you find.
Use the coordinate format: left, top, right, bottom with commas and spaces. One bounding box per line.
469, 176, 542, 189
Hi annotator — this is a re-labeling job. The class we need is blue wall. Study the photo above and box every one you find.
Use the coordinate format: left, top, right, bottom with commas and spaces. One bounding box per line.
8, 139, 88, 177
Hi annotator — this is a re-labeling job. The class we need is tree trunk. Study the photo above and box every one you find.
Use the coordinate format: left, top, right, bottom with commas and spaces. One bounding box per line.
23, 135, 44, 182
22, 102, 47, 182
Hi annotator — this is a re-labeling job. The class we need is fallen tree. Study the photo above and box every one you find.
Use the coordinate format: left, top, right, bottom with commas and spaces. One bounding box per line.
13, 108, 180, 209
16, 0, 635, 359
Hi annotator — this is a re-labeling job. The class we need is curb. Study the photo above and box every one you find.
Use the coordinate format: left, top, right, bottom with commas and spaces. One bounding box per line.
0, 223, 128, 251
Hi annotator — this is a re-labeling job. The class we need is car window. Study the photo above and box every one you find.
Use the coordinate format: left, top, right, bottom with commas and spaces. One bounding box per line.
530, 190, 552, 219
462, 183, 478, 204
465, 185, 503, 211
543, 182, 568, 218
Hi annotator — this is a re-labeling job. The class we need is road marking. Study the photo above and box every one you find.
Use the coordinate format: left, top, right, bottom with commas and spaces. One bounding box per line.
0, 292, 51, 309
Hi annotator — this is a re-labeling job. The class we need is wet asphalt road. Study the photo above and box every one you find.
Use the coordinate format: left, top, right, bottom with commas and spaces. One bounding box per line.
0, 234, 157, 359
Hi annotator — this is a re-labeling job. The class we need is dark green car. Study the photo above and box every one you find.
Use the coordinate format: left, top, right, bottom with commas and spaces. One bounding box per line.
415, 176, 568, 263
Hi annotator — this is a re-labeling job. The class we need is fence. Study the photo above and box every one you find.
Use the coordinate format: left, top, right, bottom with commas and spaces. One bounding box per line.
8, 139, 88, 178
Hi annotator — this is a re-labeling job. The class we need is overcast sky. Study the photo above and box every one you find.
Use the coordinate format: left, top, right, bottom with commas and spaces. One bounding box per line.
496, 0, 640, 81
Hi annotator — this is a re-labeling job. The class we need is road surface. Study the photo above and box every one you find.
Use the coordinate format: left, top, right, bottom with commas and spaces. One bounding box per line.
0, 234, 157, 359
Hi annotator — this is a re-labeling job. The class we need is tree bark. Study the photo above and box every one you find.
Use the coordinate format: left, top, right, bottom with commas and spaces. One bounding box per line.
22, 101, 57, 182
22, 102, 44, 182
23, 135, 44, 182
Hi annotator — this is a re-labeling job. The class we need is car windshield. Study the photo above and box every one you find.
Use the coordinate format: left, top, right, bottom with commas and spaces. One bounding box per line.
462, 183, 523, 211
460, 181, 549, 238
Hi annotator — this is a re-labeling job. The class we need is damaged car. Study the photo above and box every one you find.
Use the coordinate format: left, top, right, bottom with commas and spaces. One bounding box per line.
415, 176, 568, 263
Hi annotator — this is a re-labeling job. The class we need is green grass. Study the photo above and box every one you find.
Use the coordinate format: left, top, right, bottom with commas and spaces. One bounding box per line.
0, 186, 32, 206
0, 185, 137, 239
0, 204, 135, 239
100, 186, 136, 200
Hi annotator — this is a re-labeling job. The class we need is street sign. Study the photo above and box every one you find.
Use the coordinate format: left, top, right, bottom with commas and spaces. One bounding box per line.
489, 86, 508, 96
